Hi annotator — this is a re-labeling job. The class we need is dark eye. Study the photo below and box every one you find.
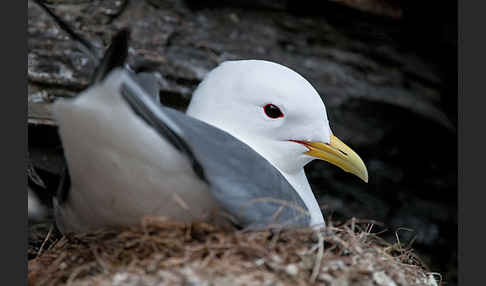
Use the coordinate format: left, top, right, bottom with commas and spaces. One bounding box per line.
264, 104, 284, 119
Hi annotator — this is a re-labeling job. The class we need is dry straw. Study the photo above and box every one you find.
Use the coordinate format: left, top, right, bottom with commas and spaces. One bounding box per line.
28, 217, 439, 286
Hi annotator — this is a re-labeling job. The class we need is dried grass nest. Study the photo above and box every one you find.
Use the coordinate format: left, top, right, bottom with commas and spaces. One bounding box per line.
28, 217, 440, 286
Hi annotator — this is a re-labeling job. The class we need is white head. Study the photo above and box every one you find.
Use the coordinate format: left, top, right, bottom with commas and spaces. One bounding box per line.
187, 60, 367, 181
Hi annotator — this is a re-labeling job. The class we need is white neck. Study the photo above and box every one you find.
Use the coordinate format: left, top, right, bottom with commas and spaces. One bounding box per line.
279, 169, 325, 227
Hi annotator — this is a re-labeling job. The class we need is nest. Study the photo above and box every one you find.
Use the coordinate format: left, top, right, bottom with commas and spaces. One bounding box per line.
28, 217, 439, 286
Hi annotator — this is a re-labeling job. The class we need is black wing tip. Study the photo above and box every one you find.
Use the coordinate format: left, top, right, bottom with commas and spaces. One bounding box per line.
92, 28, 131, 83
107, 27, 130, 67
112, 28, 131, 49
56, 165, 71, 204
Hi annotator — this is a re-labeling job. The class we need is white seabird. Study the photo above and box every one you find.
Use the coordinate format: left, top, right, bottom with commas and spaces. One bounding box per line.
186, 60, 368, 226
51, 30, 368, 233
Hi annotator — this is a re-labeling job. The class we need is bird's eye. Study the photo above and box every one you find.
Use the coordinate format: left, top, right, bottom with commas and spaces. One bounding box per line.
264, 104, 284, 119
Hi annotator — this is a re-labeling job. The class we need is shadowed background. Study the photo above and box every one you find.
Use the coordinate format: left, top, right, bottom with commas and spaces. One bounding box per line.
28, 0, 457, 284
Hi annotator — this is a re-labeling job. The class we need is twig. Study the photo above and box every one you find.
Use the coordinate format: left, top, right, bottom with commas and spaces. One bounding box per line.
36, 224, 54, 257
310, 231, 324, 282
66, 262, 97, 286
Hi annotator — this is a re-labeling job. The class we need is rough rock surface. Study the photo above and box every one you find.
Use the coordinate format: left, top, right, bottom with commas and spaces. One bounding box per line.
28, 0, 457, 284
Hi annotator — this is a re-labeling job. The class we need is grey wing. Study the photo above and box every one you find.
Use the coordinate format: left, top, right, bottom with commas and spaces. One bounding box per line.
118, 73, 310, 228
133, 72, 161, 104
120, 74, 208, 183
164, 109, 311, 229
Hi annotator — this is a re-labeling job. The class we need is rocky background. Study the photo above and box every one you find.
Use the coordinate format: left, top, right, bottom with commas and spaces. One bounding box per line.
28, 0, 457, 284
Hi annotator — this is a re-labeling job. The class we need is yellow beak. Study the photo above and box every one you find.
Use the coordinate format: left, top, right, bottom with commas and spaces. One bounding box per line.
294, 135, 368, 183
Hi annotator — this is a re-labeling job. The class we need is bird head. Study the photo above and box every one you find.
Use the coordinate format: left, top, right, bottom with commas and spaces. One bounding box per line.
186, 60, 368, 183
